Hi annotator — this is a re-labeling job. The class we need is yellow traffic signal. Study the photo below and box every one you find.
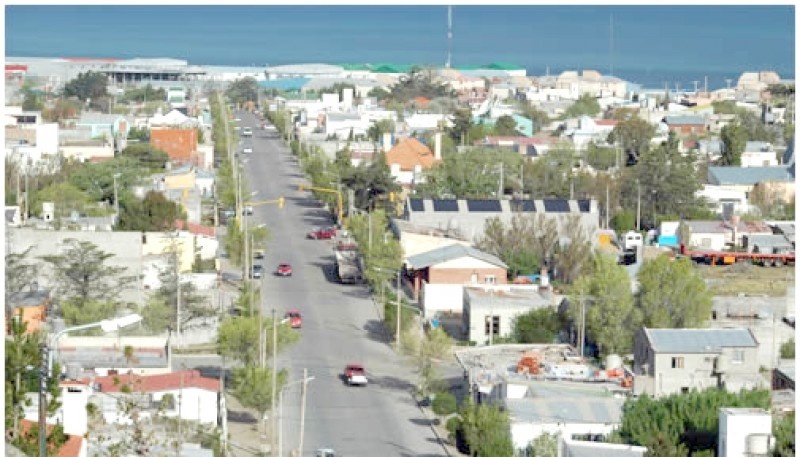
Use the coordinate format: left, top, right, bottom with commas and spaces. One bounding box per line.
298, 185, 304, 191
278, 197, 285, 208
389, 192, 395, 202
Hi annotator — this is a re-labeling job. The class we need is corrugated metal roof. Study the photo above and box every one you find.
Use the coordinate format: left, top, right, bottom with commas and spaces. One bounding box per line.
406, 243, 507, 270
644, 328, 757, 353
664, 115, 705, 125
708, 166, 793, 185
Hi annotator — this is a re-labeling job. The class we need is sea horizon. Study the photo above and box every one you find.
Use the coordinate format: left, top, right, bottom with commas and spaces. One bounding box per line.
6, 5, 795, 91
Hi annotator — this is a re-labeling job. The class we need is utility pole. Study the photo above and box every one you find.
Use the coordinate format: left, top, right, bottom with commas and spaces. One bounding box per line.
298, 368, 309, 457
271, 308, 278, 455
579, 295, 586, 359
636, 179, 642, 231
520, 163, 524, 196
396, 270, 402, 353
39, 343, 48, 457
497, 162, 504, 198
488, 290, 494, 346
605, 182, 610, 229
177, 368, 184, 457
176, 248, 182, 348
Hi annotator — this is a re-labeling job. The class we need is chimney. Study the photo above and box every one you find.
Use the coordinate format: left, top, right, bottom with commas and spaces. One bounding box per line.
434, 131, 442, 161
382, 132, 392, 152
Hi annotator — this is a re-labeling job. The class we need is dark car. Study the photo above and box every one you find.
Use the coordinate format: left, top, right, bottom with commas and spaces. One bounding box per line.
307, 227, 337, 240
276, 263, 293, 277
251, 264, 264, 279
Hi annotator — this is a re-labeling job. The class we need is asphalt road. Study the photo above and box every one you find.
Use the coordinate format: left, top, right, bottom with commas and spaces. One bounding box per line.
233, 111, 447, 457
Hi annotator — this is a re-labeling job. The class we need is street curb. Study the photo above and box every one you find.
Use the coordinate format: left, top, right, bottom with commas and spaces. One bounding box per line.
410, 391, 453, 457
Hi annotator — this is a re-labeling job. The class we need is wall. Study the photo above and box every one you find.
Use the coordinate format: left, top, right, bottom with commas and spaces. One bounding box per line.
151, 128, 198, 163
510, 421, 617, 451
141, 231, 195, 272
164, 170, 196, 190
689, 232, 727, 251
421, 283, 464, 318
428, 260, 507, 285
60, 144, 115, 162
718, 409, 773, 457
464, 297, 531, 345
57, 384, 91, 436
649, 347, 762, 397
152, 387, 218, 424
400, 233, 471, 259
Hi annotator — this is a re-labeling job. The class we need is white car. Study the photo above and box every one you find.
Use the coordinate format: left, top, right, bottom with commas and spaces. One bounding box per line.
243, 146, 253, 154
316, 449, 335, 457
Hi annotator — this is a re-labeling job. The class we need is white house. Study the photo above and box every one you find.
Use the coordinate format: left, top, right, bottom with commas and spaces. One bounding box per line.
324, 112, 369, 138
93, 370, 221, 425
697, 185, 751, 215
463, 285, 555, 345
741, 141, 778, 168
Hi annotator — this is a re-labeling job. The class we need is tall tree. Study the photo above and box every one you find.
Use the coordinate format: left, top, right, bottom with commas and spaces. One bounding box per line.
6, 247, 38, 295
118, 191, 184, 232
63, 71, 108, 102
563, 93, 601, 118
527, 432, 559, 457
493, 115, 520, 136
217, 315, 299, 367
225, 77, 259, 105
552, 214, 592, 284
40, 238, 135, 304
607, 116, 656, 164
635, 256, 712, 329
570, 254, 636, 356
119, 143, 169, 170
459, 399, 515, 457
719, 121, 748, 166
231, 366, 287, 436
476, 214, 541, 278
512, 307, 563, 344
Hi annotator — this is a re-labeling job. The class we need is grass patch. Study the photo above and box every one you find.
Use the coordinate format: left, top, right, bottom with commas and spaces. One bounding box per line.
173, 343, 219, 354
698, 263, 794, 296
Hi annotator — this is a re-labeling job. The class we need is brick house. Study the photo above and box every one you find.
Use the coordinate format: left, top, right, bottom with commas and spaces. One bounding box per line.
663, 115, 706, 136
150, 128, 198, 164
6, 288, 50, 334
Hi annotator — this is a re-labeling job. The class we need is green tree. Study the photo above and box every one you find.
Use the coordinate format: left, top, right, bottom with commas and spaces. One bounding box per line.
523, 142, 578, 198
518, 104, 550, 134
60, 299, 118, 326
719, 121, 748, 166
415, 147, 523, 199
773, 412, 795, 457
119, 84, 165, 103
30, 181, 92, 222
22, 86, 44, 111
119, 143, 169, 170
607, 116, 656, 164
586, 143, 618, 170
40, 238, 135, 304
6, 247, 38, 295
118, 191, 184, 232
404, 327, 453, 397
636, 256, 711, 328
527, 432, 559, 457
432, 391, 458, 416
459, 399, 515, 457
126, 126, 150, 142
779, 338, 795, 359
231, 366, 287, 435
493, 115, 519, 136
389, 65, 455, 103
64, 71, 108, 102
448, 107, 474, 145
366, 119, 396, 146
570, 254, 636, 356
217, 315, 300, 367
563, 93, 601, 119
225, 77, 259, 105
553, 214, 592, 284
476, 214, 541, 279
512, 307, 563, 343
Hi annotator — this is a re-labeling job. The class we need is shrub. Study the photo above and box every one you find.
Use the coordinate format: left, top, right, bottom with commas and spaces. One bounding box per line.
780, 338, 795, 359
432, 391, 458, 416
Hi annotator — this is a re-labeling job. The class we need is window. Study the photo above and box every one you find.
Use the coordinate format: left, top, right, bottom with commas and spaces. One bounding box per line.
484, 275, 496, 285
671, 357, 684, 368
732, 350, 744, 364
484, 315, 499, 336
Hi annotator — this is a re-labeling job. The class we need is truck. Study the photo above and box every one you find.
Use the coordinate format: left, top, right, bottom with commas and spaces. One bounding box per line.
334, 241, 362, 284
680, 243, 795, 267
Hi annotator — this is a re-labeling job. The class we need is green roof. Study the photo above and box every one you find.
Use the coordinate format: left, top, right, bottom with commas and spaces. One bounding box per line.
484, 62, 524, 70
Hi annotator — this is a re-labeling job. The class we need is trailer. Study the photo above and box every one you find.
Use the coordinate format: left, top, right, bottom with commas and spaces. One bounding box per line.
334, 241, 362, 284
680, 244, 795, 267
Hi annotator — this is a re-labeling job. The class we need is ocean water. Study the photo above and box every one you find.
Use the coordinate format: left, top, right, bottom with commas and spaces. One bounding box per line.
5, 5, 795, 90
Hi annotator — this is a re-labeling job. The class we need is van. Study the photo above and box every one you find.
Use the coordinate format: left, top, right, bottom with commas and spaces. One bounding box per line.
242, 127, 253, 137
621, 231, 643, 251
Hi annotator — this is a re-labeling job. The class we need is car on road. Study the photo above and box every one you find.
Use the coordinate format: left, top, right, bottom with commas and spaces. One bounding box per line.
242, 127, 253, 137
242, 146, 253, 154
253, 249, 265, 260
307, 227, 336, 240
242, 206, 254, 216
284, 310, 302, 328
276, 262, 293, 277
344, 364, 368, 386
251, 264, 264, 279
316, 450, 336, 457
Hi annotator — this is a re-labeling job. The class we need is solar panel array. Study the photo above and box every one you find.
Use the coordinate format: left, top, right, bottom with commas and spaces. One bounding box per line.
466, 199, 502, 212
408, 199, 425, 212
432, 199, 459, 212
543, 199, 571, 213
577, 199, 591, 212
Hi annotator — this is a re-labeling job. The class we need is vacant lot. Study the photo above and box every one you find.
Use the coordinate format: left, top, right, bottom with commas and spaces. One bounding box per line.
698, 263, 795, 296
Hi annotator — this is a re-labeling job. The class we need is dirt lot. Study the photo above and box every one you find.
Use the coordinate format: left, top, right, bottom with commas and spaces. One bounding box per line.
698, 263, 795, 296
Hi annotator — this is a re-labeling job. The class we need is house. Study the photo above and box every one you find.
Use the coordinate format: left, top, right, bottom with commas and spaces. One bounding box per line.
632, 327, 765, 398
462, 284, 555, 345
560, 436, 647, 457
402, 198, 600, 247
391, 218, 472, 259
92, 370, 220, 425
743, 233, 794, 254
405, 243, 507, 316
696, 185, 750, 216
385, 136, 441, 188
681, 220, 733, 251
773, 360, 794, 391
75, 112, 129, 151
718, 408, 773, 457
55, 335, 171, 377
5, 287, 50, 334
663, 115, 706, 136
150, 127, 198, 165
149, 108, 198, 129
741, 141, 778, 168
566, 116, 617, 150
707, 166, 794, 194
323, 112, 368, 138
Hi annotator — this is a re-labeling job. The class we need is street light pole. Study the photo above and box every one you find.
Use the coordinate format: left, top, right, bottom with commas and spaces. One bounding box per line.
396, 270, 402, 353
298, 368, 309, 457
271, 309, 278, 455
113, 172, 121, 225
636, 179, 641, 231
39, 342, 48, 457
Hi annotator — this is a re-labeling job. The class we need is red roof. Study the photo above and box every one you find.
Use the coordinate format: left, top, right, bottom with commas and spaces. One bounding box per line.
174, 219, 216, 237
19, 420, 83, 457
93, 370, 221, 393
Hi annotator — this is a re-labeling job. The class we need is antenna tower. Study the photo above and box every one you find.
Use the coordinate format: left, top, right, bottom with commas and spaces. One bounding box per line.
446, 6, 453, 68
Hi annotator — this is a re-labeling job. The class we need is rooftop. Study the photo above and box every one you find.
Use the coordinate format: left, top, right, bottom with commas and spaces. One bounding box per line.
642, 327, 757, 353
406, 243, 507, 270
93, 369, 221, 393
708, 165, 793, 185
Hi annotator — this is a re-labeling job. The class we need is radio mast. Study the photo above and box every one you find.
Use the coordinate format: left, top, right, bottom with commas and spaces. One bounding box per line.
446, 6, 453, 68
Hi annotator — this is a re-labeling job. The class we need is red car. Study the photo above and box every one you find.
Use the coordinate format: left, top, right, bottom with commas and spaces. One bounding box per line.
344, 364, 368, 386
276, 262, 293, 277
284, 310, 302, 329
307, 227, 337, 240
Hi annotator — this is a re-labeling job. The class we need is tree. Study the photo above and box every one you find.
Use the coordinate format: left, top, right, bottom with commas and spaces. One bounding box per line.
225, 77, 259, 105
512, 307, 563, 344
518, 104, 550, 134
636, 256, 711, 329
404, 327, 453, 397
459, 399, 515, 457
552, 214, 592, 284
119, 143, 169, 170
523, 142, 577, 198
432, 392, 458, 416
773, 412, 795, 457
30, 181, 92, 223
719, 121, 747, 165
527, 432, 559, 457
231, 366, 287, 435
415, 147, 523, 199
60, 299, 118, 326
563, 93, 601, 119
779, 338, 795, 359
570, 254, 636, 356
6, 247, 38, 295
217, 315, 300, 367
40, 238, 135, 305
366, 119, 396, 146
118, 191, 184, 232
389, 66, 455, 103
476, 214, 541, 279
607, 116, 656, 164
493, 115, 519, 136
64, 71, 108, 102
448, 108, 473, 145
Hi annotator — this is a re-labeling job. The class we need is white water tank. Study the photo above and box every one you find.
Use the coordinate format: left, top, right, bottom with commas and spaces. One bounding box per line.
745, 434, 772, 456
42, 201, 54, 221
606, 354, 623, 371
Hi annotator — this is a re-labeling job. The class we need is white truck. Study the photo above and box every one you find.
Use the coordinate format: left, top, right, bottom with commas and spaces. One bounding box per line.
334, 242, 362, 284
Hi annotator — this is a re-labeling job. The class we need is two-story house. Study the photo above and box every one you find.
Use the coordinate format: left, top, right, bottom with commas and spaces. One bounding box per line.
633, 327, 765, 398
663, 115, 706, 137
385, 136, 441, 190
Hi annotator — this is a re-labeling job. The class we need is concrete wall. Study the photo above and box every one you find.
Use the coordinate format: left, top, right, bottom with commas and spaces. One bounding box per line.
151, 128, 198, 163
141, 231, 195, 272
60, 144, 115, 162
152, 387, 218, 424
421, 283, 464, 318
8, 228, 145, 305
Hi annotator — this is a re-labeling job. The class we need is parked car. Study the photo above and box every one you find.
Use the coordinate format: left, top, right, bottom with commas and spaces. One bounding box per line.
242, 146, 253, 154
344, 364, 367, 386
284, 310, 302, 329
253, 249, 265, 260
242, 206, 254, 216
251, 264, 264, 279
307, 227, 336, 240
242, 127, 253, 137
316, 450, 336, 457
276, 262, 293, 277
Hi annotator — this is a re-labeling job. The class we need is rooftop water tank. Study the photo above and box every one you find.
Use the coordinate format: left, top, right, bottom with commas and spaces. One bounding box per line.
745, 433, 772, 456
606, 354, 623, 371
